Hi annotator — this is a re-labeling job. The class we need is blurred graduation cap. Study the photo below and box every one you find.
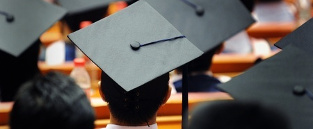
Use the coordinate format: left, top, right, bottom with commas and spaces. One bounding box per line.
0, 0, 67, 57
68, 0, 203, 92
144, 0, 255, 53
56, 0, 133, 31
218, 18, 313, 129
56, 0, 121, 15
275, 18, 313, 49
143, 1, 254, 127
0, 0, 66, 101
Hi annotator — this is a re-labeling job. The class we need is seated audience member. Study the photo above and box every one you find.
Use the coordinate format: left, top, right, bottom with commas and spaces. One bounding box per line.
172, 44, 225, 92
10, 72, 95, 129
189, 100, 291, 129
100, 72, 171, 128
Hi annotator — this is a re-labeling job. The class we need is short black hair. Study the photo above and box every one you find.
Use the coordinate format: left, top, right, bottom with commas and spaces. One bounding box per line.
10, 72, 95, 129
189, 100, 290, 129
101, 72, 169, 125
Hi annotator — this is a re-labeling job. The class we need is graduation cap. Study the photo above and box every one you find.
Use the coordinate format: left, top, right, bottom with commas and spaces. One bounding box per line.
218, 19, 313, 129
56, 0, 133, 31
68, 0, 254, 127
0, 0, 67, 57
275, 18, 313, 49
57, 0, 132, 15
144, 0, 255, 53
68, 0, 203, 92
0, 0, 66, 101
68, 2, 203, 127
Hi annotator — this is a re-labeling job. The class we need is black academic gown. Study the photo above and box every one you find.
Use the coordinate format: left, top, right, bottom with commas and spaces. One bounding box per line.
0, 40, 41, 102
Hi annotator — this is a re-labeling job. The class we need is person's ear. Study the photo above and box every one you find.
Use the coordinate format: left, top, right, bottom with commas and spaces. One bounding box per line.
98, 81, 108, 102
162, 85, 172, 105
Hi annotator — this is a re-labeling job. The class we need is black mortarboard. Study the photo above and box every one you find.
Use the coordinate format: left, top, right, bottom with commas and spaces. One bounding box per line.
0, 0, 67, 57
275, 18, 313, 49
218, 21, 313, 128
57, 0, 132, 31
68, 0, 203, 92
0, 0, 66, 102
57, 0, 119, 15
144, 0, 255, 53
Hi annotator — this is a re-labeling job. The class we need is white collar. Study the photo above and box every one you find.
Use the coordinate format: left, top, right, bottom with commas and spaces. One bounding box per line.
105, 124, 158, 129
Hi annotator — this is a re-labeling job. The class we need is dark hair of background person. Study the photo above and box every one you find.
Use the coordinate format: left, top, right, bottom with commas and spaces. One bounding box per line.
240, 0, 256, 12
101, 72, 169, 125
177, 44, 223, 73
10, 72, 95, 129
256, 0, 282, 3
0, 39, 41, 102
189, 100, 291, 129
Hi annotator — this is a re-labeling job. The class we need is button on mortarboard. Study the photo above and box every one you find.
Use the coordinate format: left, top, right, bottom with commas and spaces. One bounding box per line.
68, 0, 203, 92
0, 10, 14, 22
130, 42, 141, 50
218, 19, 313, 129
0, 0, 67, 57
181, 0, 205, 16
293, 85, 305, 96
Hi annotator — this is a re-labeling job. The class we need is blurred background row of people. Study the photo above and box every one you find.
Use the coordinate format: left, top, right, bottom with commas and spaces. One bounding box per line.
1, 0, 313, 129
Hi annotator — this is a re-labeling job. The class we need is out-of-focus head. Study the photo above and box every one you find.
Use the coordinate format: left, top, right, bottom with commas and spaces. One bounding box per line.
10, 72, 95, 129
189, 100, 290, 129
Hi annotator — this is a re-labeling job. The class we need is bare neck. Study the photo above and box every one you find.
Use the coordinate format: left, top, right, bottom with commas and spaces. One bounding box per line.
109, 113, 157, 126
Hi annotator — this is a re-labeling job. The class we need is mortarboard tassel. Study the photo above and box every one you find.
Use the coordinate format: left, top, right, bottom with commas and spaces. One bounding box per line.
0, 10, 14, 22
293, 85, 313, 100
130, 36, 186, 50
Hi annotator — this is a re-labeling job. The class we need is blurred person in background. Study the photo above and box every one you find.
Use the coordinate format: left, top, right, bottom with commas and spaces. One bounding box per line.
189, 100, 291, 129
10, 72, 95, 129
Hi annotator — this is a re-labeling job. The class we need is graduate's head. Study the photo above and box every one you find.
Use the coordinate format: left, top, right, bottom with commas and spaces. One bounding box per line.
100, 72, 171, 125
10, 72, 95, 129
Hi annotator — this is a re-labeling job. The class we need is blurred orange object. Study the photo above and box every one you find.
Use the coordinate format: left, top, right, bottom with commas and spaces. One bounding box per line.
106, 1, 128, 16
40, 22, 62, 46
80, 21, 92, 29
